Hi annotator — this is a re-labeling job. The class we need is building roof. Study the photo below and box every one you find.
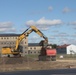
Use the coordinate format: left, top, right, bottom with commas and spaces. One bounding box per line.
0, 33, 21, 37
67, 44, 76, 47
57, 44, 70, 48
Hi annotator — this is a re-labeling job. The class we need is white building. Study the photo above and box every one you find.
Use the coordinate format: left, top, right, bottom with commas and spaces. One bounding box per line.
67, 44, 76, 54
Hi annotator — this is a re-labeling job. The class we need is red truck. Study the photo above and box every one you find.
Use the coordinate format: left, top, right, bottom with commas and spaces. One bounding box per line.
38, 47, 57, 61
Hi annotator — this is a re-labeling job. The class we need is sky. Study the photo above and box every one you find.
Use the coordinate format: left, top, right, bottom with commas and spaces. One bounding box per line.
0, 0, 76, 45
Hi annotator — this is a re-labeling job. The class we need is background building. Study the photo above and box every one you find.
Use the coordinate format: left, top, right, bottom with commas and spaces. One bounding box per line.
0, 34, 28, 56
56, 44, 69, 54
28, 43, 42, 55
67, 44, 76, 54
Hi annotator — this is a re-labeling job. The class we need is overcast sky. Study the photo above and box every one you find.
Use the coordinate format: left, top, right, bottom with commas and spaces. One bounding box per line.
0, 0, 76, 45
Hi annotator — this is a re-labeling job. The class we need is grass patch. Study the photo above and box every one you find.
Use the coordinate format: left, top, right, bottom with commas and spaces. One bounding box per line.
57, 54, 76, 60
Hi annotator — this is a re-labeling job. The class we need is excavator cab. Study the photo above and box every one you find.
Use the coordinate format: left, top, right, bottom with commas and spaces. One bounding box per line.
1, 47, 21, 57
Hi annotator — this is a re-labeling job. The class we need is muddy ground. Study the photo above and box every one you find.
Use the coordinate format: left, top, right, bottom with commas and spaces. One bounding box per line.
0, 57, 76, 72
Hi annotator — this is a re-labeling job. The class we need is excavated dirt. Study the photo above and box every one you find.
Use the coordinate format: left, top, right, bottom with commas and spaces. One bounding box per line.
0, 57, 76, 72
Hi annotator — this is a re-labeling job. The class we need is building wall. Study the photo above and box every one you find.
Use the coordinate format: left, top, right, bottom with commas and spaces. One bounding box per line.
56, 47, 66, 54
67, 45, 76, 54
28, 46, 42, 55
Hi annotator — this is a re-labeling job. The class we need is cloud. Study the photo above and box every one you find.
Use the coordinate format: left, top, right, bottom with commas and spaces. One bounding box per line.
52, 30, 59, 33
48, 6, 53, 11
68, 21, 76, 30
51, 33, 69, 37
29, 35, 40, 43
59, 38, 69, 45
20, 28, 28, 33
59, 38, 76, 45
62, 7, 71, 13
49, 36, 56, 39
32, 35, 39, 39
0, 22, 16, 32
26, 17, 63, 30
71, 34, 76, 37
0, 28, 16, 32
68, 21, 76, 25
51, 33, 76, 38
0, 22, 12, 28
29, 6, 53, 15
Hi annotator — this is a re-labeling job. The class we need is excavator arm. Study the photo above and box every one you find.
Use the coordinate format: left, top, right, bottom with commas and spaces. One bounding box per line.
14, 25, 48, 51
30, 26, 48, 41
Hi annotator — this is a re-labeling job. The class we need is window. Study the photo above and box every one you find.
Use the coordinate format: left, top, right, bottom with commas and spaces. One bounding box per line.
7, 37, 9, 39
34, 51, 36, 53
38, 51, 40, 53
25, 52, 27, 53
15, 37, 17, 39
13, 37, 14, 39
34, 47, 36, 49
25, 47, 27, 49
21, 41, 23, 44
1, 37, 3, 39
1, 42, 3, 44
11, 42, 14, 44
30, 47, 32, 49
4, 42, 6, 44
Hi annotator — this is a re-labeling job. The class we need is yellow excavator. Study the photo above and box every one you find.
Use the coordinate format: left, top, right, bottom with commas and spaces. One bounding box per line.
1, 26, 48, 57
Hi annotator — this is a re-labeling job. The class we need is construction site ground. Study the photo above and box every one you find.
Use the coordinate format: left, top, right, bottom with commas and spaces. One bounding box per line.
0, 56, 76, 72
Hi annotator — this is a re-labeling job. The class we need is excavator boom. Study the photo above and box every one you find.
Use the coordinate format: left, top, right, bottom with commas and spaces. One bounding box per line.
15, 25, 48, 51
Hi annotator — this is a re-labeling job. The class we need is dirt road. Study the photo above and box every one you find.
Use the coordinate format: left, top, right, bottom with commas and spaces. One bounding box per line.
0, 57, 76, 72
